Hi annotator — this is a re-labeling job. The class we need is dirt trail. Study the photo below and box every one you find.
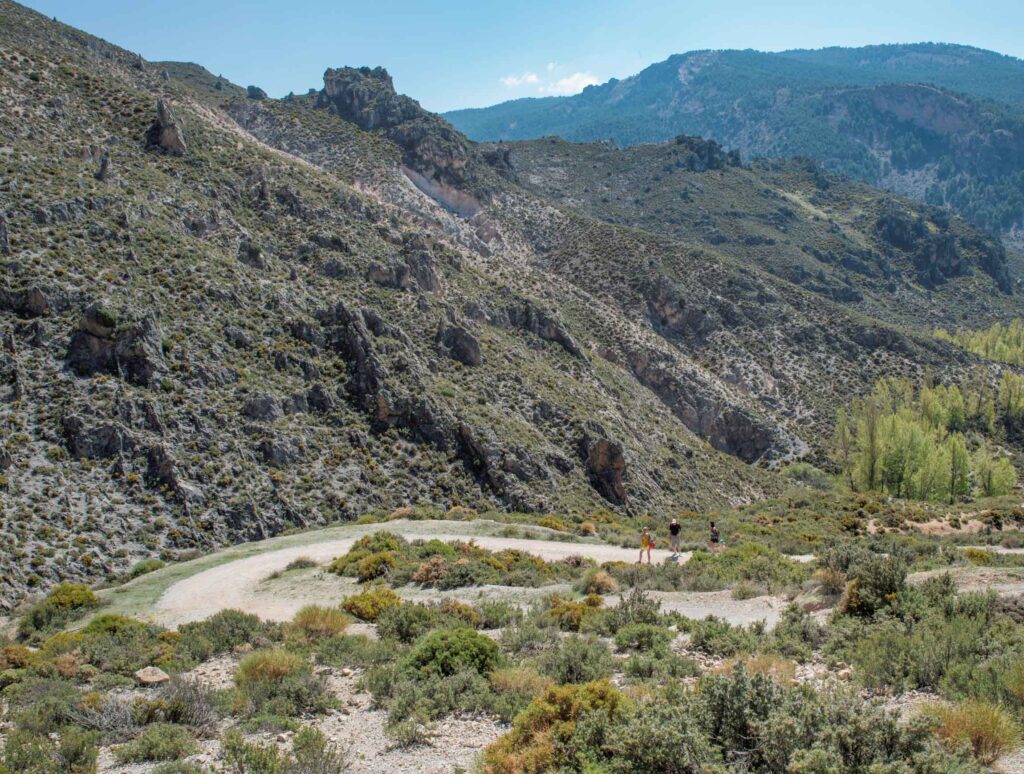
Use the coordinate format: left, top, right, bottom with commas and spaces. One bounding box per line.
154, 526, 677, 627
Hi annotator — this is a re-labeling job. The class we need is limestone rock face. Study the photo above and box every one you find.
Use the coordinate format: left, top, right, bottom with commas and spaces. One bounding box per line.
579, 429, 627, 505
437, 325, 481, 366
145, 99, 186, 156
319, 66, 469, 188
62, 414, 132, 459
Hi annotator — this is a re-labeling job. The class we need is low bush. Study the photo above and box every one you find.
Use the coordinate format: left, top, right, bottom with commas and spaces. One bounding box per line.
613, 623, 673, 653
482, 680, 631, 773
329, 531, 586, 590
17, 583, 100, 641
689, 616, 762, 656
316, 634, 396, 669
284, 556, 318, 571
129, 558, 166, 579
234, 649, 328, 717
575, 569, 618, 595
544, 594, 604, 632
402, 628, 502, 678
72, 615, 175, 675
623, 651, 699, 681
114, 723, 199, 763
536, 634, 613, 684
177, 609, 278, 662
341, 586, 402, 622
1, 728, 99, 774
488, 667, 554, 721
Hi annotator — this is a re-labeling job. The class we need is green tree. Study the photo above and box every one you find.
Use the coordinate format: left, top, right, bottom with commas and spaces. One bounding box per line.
947, 433, 970, 502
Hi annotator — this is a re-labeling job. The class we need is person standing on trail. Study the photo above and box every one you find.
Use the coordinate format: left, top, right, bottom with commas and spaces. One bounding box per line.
669, 518, 681, 556
709, 521, 721, 553
638, 528, 654, 565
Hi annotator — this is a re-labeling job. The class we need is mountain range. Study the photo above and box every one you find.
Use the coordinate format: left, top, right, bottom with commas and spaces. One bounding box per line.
0, 0, 1021, 609
445, 44, 1024, 247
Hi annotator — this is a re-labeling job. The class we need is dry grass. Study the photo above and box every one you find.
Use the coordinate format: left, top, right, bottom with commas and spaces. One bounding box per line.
579, 569, 619, 595
718, 654, 797, 685
924, 700, 1019, 763
288, 605, 351, 642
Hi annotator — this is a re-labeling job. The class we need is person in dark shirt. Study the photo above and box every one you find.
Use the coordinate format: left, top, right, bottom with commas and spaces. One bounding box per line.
709, 521, 721, 553
668, 518, 681, 556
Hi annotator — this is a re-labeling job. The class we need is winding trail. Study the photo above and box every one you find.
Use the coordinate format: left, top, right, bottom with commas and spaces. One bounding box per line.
154, 528, 676, 627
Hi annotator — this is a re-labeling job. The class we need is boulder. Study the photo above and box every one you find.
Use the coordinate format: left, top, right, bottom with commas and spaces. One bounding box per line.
144, 99, 186, 156
246, 85, 268, 100
134, 666, 170, 686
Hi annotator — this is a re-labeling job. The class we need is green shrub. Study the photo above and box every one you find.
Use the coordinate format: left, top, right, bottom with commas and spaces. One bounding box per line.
129, 558, 167, 579
221, 729, 286, 774
840, 553, 907, 616
290, 726, 350, 773
689, 616, 762, 656
537, 634, 613, 684
114, 723, 199, 763
73, 615, 172, 675
403, 628, 502, 678
341, 586, 402, 622
1, 728, 99, 774
488, 667, 554, 721
613, 623, 673, 653
766, 604, 826, 661
177, 609, 277, 661
483, 680, 631, 773
316, 634, 396, 669
600, 586, 663, 634
234, 649, 327, 717
18, 583, 99, 641
623, 651, 699, 681
603, 701, 715, 772
477, 600, 523, 629
782, 462, 833, 490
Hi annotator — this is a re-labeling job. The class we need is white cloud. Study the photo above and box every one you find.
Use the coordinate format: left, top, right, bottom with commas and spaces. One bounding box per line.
546, 61, 557, 72
540, 71, 600, 95
500, 72, 540, 88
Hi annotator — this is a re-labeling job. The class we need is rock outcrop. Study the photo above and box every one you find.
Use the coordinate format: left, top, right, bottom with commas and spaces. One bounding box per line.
65, 303, 164, 387
145, 99, 187, 156
579, 428, 627, 505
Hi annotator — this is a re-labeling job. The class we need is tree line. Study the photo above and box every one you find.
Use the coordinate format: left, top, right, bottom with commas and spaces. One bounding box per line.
832, 375, 1020, 502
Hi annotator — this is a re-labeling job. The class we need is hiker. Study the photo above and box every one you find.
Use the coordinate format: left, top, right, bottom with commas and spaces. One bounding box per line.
709, 521, 721, 553
638, 527, 653, 564
669, 518, 681, 555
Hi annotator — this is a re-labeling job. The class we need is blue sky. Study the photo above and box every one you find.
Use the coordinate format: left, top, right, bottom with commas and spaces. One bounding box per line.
21, 0, 1024, 112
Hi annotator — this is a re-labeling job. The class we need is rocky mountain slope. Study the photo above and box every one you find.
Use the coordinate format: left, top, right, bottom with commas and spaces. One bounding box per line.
0, 1, 1020, 610
444, 44, 1024, 245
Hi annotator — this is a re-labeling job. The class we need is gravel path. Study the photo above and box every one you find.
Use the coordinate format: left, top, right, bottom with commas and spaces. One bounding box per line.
154, 525, 676, 627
